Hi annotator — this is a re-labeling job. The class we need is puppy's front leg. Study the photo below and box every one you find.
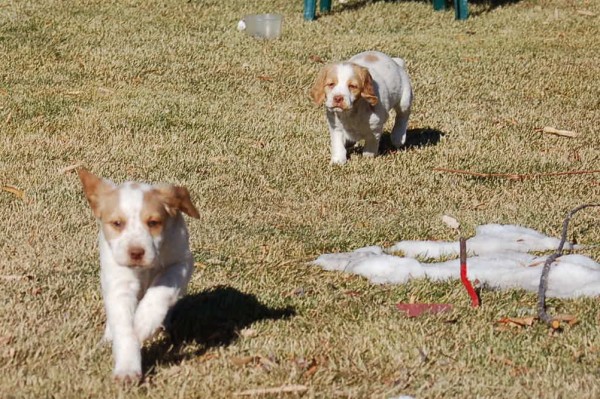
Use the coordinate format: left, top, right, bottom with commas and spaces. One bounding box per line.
104, 287, 142, 381
363, 132, 380, 158
134, 262, 192, 342
329, 128, 348, 165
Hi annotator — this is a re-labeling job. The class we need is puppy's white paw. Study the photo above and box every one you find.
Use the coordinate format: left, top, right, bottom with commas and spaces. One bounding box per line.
134, 322, 160, 343
113, 368, 142, 384
330, 156, 347, 165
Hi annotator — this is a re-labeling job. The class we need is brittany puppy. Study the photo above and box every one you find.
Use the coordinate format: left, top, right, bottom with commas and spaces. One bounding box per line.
78, 168, 199, 381
311, 51, 413, 164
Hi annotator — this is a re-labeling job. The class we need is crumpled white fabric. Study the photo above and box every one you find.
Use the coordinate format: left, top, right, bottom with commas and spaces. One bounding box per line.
312, 224, 599, 298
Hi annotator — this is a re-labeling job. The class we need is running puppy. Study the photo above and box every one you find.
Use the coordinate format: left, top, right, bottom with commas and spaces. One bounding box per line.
78, 168, 199, 382
310, 51, 413, 164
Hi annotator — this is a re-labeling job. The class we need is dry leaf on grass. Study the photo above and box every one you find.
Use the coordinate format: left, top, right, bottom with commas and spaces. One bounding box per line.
58, 164, 82, 174
309, 55, 324, 63
303, 358, 319, 378
258, 356, 278, 371
442, 214, 460, 230
496, 316, 535, 328
537, 126, 579, 138
239, 328, 257, 338
231, 355, 277, 370
234, 384, 308, 396
553, 314, 579, 326
230, 356, 258, 367
396, 303, 453, 318
193, 261, 207, 270
1, 185, 25, 199
577, 10, 596, 16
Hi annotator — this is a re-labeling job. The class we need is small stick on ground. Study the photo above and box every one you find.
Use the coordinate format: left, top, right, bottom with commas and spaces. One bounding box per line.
234, 384, 308, 396
537, 204, 600, 327
536, 126, 579, 138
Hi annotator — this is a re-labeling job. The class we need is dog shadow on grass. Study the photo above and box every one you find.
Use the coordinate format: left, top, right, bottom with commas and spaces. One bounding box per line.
142, 285, 295, 376
347, 127, 444, 159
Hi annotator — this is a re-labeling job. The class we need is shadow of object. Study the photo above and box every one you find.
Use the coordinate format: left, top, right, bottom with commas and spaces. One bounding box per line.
142, 286, 295, 374
314, 0, 385, 19
317, 0, 521, 18
467, 0, 522, 16
378, 127, 445, 155
413, 0, 522, 16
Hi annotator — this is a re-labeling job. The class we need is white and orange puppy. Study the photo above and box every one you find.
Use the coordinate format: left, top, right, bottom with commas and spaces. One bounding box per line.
78, 168, 199, 382
311, 51, 413, 164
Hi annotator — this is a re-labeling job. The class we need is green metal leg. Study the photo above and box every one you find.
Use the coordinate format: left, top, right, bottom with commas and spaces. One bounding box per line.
454, 0, 469, 20
320, 0, 332, 13
433, 0, 446, 11
304, 0, 316, 20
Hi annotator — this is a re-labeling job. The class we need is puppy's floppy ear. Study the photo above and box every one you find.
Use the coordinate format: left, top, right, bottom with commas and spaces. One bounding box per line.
155, 184, 200, 219
310, 65, 331, 105
357, 66, 378, 107
78, 168, 115, 218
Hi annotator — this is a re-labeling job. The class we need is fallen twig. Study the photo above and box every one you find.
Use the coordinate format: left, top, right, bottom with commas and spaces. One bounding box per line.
58, 163, 82, 174
433, 168, 600, 180
536, 126, 578, 138
1, 185, 25, 199
537, 204, 600, 328
234, 384, 308, 396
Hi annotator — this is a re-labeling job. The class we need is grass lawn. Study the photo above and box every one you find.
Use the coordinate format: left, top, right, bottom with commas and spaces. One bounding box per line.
1, 0, 599, 397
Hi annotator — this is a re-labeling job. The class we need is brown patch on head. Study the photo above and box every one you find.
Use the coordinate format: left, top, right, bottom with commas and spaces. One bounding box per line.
362, 53, 380, 63
99, 193, 127, 241
350, 64, 378, 106
153, 184, 200, 219
77, 168, 126, 240
141, 190, 171, 238
78, 168, 117, 219
310, 64, 338, 105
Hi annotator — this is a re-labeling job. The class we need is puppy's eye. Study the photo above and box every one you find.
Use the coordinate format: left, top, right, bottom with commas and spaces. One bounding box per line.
326, 82, 335, 88
110, 220, 123, 228
348, 84, 358, 90
147, 220, 161, 228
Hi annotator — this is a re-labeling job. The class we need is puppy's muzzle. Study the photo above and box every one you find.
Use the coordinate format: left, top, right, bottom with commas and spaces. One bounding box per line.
329, 95, 349, 111
127, 246, 149, 267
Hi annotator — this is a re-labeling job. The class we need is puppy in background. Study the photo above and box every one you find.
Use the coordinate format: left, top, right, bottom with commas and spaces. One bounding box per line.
311, 51, 413, 164
78, 168, 199, 382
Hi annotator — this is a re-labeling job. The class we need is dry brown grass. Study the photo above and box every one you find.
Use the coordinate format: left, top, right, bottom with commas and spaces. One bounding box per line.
1, 0, 599, 397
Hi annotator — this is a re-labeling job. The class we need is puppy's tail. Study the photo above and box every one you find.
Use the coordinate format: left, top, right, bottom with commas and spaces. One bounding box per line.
393, 58, 412, 112
392, 57, 406, 69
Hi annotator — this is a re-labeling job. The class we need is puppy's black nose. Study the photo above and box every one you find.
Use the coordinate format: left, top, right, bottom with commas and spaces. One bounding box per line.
129, 247, 145, 261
